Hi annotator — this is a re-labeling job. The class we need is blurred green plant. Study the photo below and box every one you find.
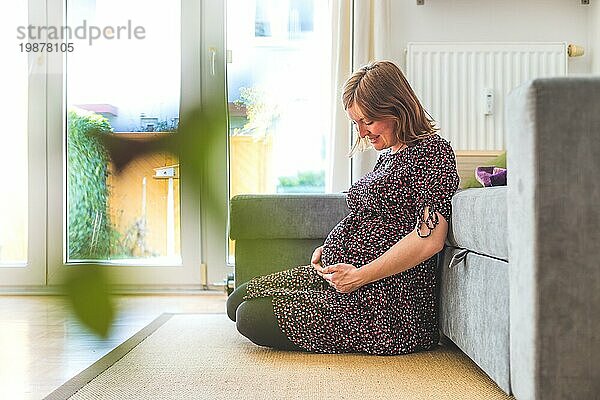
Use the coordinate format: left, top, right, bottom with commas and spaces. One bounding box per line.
278, 170, 325, 188
67, 109, 124, 260
233, 86, 279, 138
134, 118, 179, 133
63, 265, 115, 338
154, 119, 179, 132
60, 98, 226, 337
115, 217, 156, 259
62, 109, 120, 338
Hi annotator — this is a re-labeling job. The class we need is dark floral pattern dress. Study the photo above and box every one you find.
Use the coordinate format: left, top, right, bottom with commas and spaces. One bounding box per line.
243, 134, 460, 355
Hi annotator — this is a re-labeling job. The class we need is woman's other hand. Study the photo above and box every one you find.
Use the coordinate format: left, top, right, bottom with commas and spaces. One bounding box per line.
315, 263, 365, 294
310, 246, 323, 268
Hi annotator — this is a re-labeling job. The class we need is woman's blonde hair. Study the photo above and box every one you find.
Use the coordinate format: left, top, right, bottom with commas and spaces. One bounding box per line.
342, 60, 439, 156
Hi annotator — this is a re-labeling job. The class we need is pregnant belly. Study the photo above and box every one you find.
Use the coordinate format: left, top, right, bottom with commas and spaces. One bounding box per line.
321, 215, 409, 267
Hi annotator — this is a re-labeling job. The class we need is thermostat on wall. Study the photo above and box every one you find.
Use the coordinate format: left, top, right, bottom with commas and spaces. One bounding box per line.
483, 88, 494, 115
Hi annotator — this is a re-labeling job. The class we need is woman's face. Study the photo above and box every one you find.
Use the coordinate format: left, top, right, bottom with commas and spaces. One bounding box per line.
347, 103, 402, 152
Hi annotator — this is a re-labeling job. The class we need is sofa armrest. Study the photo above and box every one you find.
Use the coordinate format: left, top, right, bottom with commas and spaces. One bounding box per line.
506, 77, 600, 400
230, 194, 350, 287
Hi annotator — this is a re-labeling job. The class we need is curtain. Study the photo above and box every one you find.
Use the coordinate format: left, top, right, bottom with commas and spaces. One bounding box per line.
351, 0, 392, 183
328, 0, 393, 192
327, 0, 353, 192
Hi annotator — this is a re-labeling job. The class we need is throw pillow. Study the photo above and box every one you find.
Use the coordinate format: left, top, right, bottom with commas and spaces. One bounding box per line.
461, 151, 506, 188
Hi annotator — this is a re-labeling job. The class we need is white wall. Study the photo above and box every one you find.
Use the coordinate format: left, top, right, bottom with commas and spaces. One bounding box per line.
591, 0, 600, 74
389, 0, 592, 75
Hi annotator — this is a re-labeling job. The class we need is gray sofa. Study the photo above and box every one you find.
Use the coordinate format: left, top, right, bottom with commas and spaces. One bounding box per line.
229, 77, 600, 400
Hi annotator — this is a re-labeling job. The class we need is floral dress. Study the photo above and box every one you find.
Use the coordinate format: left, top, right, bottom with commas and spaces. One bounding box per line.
243, 133, 460, 355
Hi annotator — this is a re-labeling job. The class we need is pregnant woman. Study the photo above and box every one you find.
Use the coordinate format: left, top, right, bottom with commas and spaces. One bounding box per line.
227, 60, 460, 355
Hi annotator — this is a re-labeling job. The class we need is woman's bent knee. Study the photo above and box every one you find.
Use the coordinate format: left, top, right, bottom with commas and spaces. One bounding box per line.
226, 281, 249, 322
235, 299, 272, 346
235, 298, 303, 351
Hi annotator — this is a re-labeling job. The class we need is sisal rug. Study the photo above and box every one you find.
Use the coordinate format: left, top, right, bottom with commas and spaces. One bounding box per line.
46, 313, 514, 400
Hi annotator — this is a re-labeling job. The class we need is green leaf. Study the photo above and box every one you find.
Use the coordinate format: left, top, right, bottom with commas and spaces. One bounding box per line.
98, 97, 227, 224
62, 265, 115, 338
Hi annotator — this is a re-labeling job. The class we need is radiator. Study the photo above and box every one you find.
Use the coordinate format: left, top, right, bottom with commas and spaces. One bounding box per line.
406, 42, 568, 150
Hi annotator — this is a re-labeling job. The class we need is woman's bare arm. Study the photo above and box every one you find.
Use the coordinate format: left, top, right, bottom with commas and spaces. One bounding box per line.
357, 207, 447, 286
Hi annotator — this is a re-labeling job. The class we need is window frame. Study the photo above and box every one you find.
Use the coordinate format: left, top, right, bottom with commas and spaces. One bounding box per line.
0, 0, 47, 286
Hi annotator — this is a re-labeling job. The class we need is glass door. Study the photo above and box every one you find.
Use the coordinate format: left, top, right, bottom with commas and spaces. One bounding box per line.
226, 0, 334, 263
65, 0, 182, 266
47, 0, 206, 286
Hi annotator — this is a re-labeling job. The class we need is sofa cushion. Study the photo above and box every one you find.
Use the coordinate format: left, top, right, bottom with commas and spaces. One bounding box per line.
446, 187, 508, 261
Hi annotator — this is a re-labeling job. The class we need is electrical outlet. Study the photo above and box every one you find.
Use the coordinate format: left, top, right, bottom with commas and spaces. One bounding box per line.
581, 0, 590, 5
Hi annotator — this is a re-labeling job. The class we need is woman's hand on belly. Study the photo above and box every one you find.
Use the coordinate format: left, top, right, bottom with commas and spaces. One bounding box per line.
314, 263, 366, 294
310, 246, 323, 268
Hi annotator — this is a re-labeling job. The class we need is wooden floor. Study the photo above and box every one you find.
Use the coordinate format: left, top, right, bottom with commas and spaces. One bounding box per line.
0, 292, 228, 400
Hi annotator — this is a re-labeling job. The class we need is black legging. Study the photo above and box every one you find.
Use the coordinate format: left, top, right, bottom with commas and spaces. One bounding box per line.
226, 282, 304, 351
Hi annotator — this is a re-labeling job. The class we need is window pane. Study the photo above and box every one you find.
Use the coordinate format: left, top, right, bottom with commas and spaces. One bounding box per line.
65, 0, 181, 264
227, 0, 332, 261
0, 3, 28, 264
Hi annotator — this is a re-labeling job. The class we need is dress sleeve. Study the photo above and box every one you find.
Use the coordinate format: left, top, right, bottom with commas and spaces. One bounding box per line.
411, 137, 460, 238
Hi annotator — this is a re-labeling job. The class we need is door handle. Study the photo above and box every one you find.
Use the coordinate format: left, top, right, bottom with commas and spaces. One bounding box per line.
208, 47, 217, 76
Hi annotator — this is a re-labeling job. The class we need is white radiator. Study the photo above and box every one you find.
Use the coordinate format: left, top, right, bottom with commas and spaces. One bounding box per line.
406, 42, 568, 150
